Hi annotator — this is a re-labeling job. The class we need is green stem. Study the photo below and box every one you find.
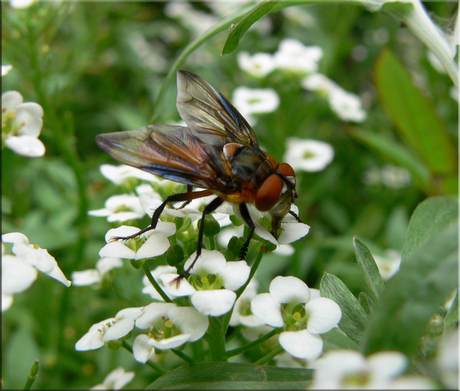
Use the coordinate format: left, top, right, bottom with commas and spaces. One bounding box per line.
206, 317, 227, 362
150, 4, 255, 123
254, 345, 284, 365
224, 328, 280, 358
384, 0, 458, 88
122, 341, 166, 374
23, 359, 39, 390
172, 349, 196, 364
142, 263, 172, 303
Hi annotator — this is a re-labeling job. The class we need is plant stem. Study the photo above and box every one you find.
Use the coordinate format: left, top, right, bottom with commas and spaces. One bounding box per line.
224, 328, 280, 358
207, 317, 227, 362
142, 263, 172, 303
172, 349, 196, 364
254, 345, 284, 365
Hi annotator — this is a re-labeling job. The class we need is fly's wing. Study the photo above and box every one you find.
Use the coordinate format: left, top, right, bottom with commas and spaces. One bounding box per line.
176, 70, 259, 148
96, 125, 232, 192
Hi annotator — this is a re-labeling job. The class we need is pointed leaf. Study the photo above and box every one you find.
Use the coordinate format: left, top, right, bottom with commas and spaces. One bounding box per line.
363, 221, 458, 356
375, 48, 456, 175
353, 237, 386, 301
320, 273, 367, 345
222, 0, 280, 55
401, 196, 458, 261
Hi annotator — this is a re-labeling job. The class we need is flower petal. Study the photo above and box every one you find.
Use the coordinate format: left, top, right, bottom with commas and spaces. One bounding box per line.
184, 249, 226, 275
170, 306, 209, 341
269, 276, 310, 304
102, 318, 135, 342
279, 329, 323, 360
219, 261, 250, 291
251, 293, 283, 327
5, 136, 45, 157
305, 297, 342, 334
2, 254, 38, 294
191, 289, 236, 316
132, 334, 155, 363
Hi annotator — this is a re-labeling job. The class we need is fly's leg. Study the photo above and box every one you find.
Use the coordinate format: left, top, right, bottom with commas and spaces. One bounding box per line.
175, 196, 224, 281
110, 189, 214, 241
238, 203, 255, 260
289, 209, 303, 222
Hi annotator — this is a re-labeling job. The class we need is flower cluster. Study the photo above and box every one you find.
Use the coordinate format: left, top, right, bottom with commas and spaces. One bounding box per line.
2, 232, 71, 311
2, 91, 46, 157
237, 38, 367, 123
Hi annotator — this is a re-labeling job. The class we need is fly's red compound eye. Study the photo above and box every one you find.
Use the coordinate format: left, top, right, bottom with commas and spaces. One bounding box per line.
277, 162, 295, 177
255, 174, 283, 212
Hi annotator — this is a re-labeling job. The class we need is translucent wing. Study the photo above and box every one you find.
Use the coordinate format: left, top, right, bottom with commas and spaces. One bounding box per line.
176, 70, 259, 148
96, 125, 233, 192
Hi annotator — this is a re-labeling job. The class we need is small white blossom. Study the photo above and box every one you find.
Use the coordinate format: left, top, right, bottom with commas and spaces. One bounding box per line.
72, 258, 123, 287
237, 51, 276, 78
274, 38, 323, 74
2, 65, 12, 76
328, 89, 367, 122
302, 74, 367, 123
363, 165, 411, 189
89, 194, 146, 222
91, 367, 135, 390
2, 91, 45, 157
99, 164, 159, 185
310, 350, 409, 389
2, 232, 71, 290
142, 265, 179, 301
75, 307, 143, 351
160, 250, 250, 317
373, 249, 401, 280
99, 223, 175, 262
133, 303, 208, 362
229, 279, 264, 327
283, 138, 334, 172
436, 327, 458, 389
251, 276, 341, 360
9, 0, 35, 8
232, 87, 280, 125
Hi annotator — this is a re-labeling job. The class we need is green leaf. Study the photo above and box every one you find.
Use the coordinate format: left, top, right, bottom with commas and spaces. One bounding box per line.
363, 220, 458, 356
320, 273, 367, 345
146, 362, 313, 389
350, 129, 431, 191
353, 237, 386, 302
375, 48, 456, 175
222, 0, 280, 55
401, 196, 458, 261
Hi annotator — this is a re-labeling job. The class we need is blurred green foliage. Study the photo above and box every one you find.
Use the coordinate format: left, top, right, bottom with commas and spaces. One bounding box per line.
2, 1, 457, 389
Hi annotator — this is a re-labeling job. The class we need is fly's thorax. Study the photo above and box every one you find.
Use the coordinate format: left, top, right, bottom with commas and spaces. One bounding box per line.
222, 143, 275, 185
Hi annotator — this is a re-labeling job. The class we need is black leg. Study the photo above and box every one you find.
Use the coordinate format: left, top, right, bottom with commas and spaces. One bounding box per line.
238, 203, 255, 260
289, 209, 302, 222
177, 196, 224, 279
111, 189, 214, 241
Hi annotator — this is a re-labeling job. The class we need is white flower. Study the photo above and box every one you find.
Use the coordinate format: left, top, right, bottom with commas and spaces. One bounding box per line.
436, 327, 458, 389
283, 138, 334, 172
72, 257, 123, 287
301, 74, 367, 122
99, 223, 175, 261
75, 307, 143, 351
274, 38, 323, 74
133, 303, 208, 362
9, 0, 35, 8
229, 279, 264, 327
142, 265, 179, 301
91, 367, 135, 390
88, 194, 146, 222
310, 350, 409, 389
328, 90, 367, 122
373, 249, 401, 280
232, 87, 280, 125
251, 276, 341, 360
2, 91, 45, 157
99, 164, 159, 185
159, 250, 250, 317
2, 232, 71, 289
2, 65, 12, 76
237, 51, 276, 78
363, 165, 411, 189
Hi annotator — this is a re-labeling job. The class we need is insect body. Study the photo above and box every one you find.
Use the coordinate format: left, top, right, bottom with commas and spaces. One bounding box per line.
96, 70, 299, 276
